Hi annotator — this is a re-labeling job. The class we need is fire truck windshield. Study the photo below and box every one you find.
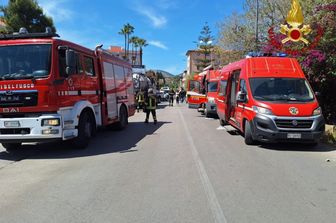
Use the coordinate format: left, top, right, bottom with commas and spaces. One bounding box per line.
207, 81, 218, 92
0, 44, 51, 80
250, 77, 315, 102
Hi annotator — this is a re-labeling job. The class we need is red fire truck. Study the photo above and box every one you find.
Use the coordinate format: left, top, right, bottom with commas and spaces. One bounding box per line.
0, 28, 135, 151
186, 72, 207, 109
202, 68, 221, 117
215, 54, 325, 145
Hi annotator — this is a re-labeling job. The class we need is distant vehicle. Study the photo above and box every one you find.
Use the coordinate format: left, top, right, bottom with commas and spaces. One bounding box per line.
215, 54, 325, 145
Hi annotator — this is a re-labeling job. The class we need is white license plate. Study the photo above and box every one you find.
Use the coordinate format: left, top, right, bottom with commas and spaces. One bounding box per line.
287, 133, 301, 139
4, 121, 20, 128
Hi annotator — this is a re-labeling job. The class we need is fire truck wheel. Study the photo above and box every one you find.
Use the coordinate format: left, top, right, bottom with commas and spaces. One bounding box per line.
2, 143, 22, 152
244, 120, 256, 145
72, 112, 93, 149
116, 106, 128, 130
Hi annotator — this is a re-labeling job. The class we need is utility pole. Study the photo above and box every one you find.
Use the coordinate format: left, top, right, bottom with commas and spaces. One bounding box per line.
255, 0, 259, 51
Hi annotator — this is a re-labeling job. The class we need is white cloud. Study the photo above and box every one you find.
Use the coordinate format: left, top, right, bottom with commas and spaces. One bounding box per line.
149, 40, 168, 50
135, 6, 167, 28
38, 0, 73, 22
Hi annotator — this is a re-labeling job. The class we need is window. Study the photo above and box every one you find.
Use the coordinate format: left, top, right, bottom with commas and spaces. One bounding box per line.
249, 78, 314, 102
239, 79, 247, 93
76, 54, 83, 74
207, 81, 218, 92
58, 48, 67, 77
219, 80, 227, 95
84, 56, 95, 76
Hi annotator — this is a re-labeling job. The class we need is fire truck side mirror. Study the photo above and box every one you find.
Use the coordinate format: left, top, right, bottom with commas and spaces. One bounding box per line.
65, 49, 76, 76
236, 91, 247, 103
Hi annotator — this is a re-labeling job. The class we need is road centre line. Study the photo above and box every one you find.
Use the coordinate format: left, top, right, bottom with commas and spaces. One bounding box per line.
178, 108, 228, 223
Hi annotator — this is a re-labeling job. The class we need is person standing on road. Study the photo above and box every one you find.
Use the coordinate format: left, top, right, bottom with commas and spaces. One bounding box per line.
168, 89, 175, 106
136, 89, 145, 112
144, 88, 157, 124
180, 88, 186, 103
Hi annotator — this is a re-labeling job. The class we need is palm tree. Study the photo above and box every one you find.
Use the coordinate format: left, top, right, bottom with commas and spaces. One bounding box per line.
129, 36, 139, 65
137, 38, 148, 66
118, 23, 134, 60
118, 26, 127, 59
125, 23, 134, 59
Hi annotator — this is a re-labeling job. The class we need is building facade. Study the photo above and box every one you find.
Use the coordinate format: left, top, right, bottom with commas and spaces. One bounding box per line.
108, 46, 140, 65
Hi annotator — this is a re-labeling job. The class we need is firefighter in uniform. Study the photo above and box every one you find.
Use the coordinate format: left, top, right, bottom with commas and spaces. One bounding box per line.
144, 88, 157, 124
136, 89, 145, 112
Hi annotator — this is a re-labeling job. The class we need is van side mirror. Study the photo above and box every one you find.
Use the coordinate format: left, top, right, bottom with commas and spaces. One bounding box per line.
236, 91, 247, 103
65, 49, 76, 76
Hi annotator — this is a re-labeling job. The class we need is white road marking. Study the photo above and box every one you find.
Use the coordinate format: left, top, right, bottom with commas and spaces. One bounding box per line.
178, 108, 228, 223
216, 126, 226, 131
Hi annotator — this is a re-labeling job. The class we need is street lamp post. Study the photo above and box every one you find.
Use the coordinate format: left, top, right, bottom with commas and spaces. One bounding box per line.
255, 0, 259, 51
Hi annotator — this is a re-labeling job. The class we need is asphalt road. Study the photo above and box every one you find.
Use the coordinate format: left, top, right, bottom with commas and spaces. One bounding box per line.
0, 102, 335, 223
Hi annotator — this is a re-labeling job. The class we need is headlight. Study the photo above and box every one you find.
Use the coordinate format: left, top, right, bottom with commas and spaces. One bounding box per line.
313, 107, 322, 116
208, 97, 215, 103
252, 106, 273, 115
42, 118, 60, 126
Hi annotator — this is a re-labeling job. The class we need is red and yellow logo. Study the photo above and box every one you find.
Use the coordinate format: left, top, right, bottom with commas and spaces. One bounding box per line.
280, 0, 311, 44
268, 0, 323, 55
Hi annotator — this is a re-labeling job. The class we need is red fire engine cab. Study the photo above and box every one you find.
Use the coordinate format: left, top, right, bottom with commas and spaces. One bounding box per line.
202, 68, 221, 117
0, 28, 135, 151
215, 53, 325, 145
186, 72, 207, 109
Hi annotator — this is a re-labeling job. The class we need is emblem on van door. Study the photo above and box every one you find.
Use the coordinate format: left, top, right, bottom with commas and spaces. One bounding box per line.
289, 107, 299, 115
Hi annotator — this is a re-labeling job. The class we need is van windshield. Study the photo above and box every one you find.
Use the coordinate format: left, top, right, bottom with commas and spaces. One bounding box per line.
249, 78, 314, 102
0, 44, 51, 80
207, 81, 218, 92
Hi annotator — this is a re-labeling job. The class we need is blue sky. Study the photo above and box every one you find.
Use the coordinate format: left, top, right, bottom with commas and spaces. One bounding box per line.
2, 0, 245, 75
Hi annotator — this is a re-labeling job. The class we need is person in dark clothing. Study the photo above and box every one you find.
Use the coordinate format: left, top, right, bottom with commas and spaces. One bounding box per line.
144, 88, 157, 124
168, 89, 175, 106
180, 88, 186, 103
176, 91, 180, 104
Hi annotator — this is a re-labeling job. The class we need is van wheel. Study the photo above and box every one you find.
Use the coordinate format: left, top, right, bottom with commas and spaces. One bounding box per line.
204, 108, 210, 117
219, 118, 227, 126
116, 106, 128, 130
72, 112, 93, 149
244, 120, 256, 145
2, 143, 22, 153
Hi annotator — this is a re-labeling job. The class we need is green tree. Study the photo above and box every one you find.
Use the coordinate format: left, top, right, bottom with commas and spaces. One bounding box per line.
129, 36, 139, 65
137, 38, 148, 66
195, 23, 215, 71
0, 0, 56, 33
119, 23, 134, 59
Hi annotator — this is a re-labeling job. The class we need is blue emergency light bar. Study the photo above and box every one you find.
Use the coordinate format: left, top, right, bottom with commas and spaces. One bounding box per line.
246, 52, 288, 58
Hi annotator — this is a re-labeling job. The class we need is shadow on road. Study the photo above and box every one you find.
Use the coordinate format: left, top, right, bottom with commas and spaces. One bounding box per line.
0, 121, 171, 161
258, 142, 336, 152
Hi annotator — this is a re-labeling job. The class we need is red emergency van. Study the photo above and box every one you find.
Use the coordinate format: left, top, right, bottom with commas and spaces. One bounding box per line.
202, 69, 221, 117
0, 28, 135, 151
215, 55, 325, 145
